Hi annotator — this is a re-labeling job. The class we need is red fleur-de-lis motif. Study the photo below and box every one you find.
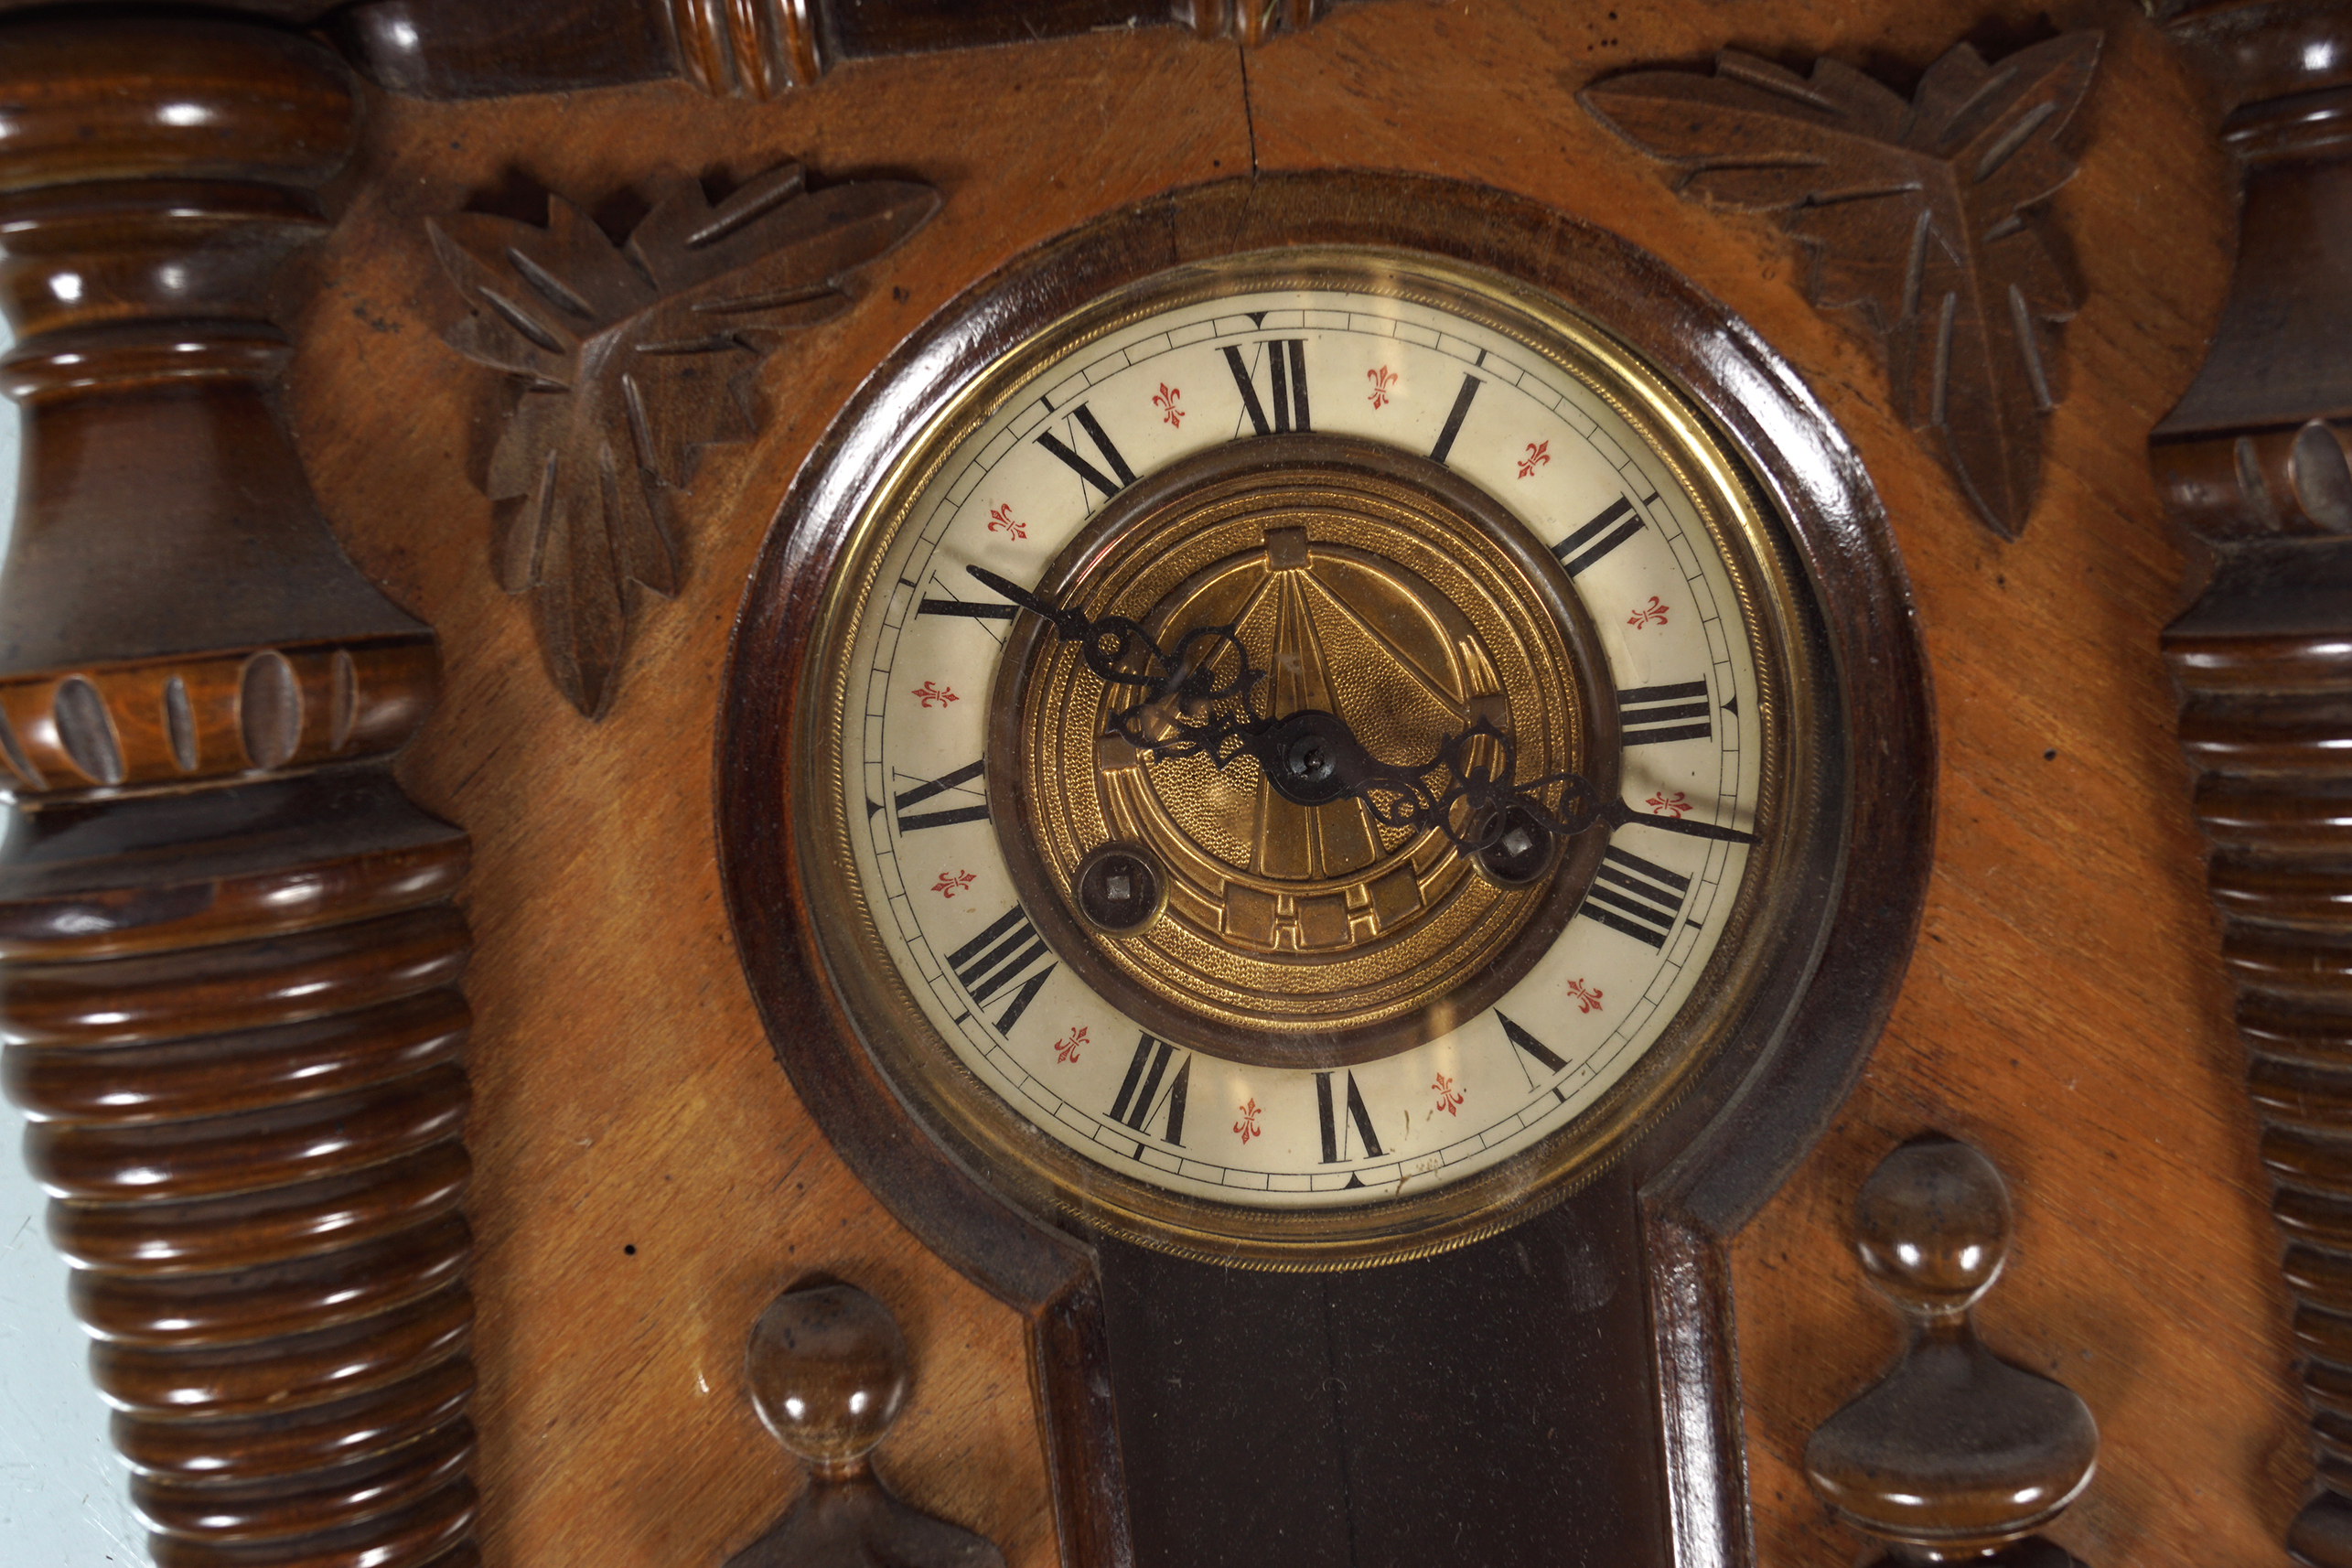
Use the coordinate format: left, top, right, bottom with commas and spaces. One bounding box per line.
1432, 1072, 1465, 1117
1234, 1098, 1262, 1144
931, 869, 976, 898
1517, 440, 1551, 479
1627, 596, 1670, 630
1154, 382, 1185, 428
1054, 1025, 1088, 1065
1367, 365, 1398, 410
1565, 977, 1604, 1014
988, 502, 1026, 540
911, 681, 957, 708
1646, 791, 1692, 821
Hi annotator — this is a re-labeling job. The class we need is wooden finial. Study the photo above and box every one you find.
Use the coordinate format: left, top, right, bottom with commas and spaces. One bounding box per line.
1805, 1137, 2099, 1565
726, 1284, 1004, 1568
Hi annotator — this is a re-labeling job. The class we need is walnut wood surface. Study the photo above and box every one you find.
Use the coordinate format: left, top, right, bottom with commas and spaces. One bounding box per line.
217, 3, 2293, 1565
0, 18, 480, 1568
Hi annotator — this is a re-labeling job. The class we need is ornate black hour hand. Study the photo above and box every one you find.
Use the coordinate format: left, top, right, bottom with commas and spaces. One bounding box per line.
966, 565, 1257, 707
967, 565, 1757, 861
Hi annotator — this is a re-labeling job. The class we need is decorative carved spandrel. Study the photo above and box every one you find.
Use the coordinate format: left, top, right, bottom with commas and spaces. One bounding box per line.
725, 1284, 1007, 1568
1806, 1137, 2098, 1566
1582, 34, 2102, 542
431, 164, 938, 717
0, 17, 480, 1568
2153, 6, 2352, 1563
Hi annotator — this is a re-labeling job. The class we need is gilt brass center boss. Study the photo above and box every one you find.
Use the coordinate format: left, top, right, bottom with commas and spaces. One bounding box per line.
723, 177, 1917, 1267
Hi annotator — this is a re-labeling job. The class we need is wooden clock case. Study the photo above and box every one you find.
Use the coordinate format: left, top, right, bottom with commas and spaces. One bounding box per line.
0, 1, 2324, 1565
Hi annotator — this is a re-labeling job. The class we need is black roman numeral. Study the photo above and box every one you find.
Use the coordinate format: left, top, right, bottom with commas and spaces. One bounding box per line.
894, 758, 988, 832
1498, 1013, 1569, 1086
945, 904, 1056, 1033
1222, 339, 1311, 435
1036, 404, 1136, 501
1429, 372, 1482, 464
1619, 682, 1712, 746
1109, 1034, 1190, 1147
1315, 1070, 1384, 1162
1579, 846, 1691, 950
1553, 496, 1646, 576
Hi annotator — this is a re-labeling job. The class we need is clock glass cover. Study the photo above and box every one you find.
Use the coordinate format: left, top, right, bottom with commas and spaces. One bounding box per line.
790, 248, 1828, 1263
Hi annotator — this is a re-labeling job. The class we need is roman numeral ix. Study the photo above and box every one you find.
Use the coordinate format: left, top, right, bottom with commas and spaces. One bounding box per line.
1619, 681, 1713, 746
893, 758, 989, 832
1316, 1070, 1384, 1162
1036, 404, 1136, 501
945, 904, 1056, 1034
1109, 1034, 1190, 1148
1223, 339, 1311, 435
1578, 846, 1692, 950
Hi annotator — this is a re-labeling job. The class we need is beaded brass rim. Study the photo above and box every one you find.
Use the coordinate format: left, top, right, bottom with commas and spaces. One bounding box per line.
788, 246, 1826, 1266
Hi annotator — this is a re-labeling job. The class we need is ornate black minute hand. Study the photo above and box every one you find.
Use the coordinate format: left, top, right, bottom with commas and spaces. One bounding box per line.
966, 565, 1757, 861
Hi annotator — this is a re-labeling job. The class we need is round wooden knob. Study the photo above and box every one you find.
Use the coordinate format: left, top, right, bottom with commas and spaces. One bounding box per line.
1807, 1137, 2097, 1562
745, 1284, 909, 1471
1853, 1135, 2013, 1315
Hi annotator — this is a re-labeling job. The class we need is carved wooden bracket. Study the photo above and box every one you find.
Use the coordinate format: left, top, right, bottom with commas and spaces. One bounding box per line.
1583, 34, 2103, 541
1807, 1137, 2098, 1566
432, 165, 938, 716
725, 1283, 1006, 1568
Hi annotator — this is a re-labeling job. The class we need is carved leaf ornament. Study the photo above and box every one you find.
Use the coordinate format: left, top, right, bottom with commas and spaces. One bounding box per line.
1584, 35, 2101, 539
432, 164, 940, 714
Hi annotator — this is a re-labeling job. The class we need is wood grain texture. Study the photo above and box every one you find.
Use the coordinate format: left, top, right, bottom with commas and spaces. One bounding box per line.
283, 30, 1253, 1567
0, 17, 481, 1568
1239, 3, 2285, 1565
2151, 4, 2352, 1563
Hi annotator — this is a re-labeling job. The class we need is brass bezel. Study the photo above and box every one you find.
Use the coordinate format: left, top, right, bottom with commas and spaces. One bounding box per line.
789, 246, 1822, 1268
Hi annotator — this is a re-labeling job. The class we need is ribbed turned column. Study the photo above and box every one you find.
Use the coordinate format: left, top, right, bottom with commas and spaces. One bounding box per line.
0, 19, 479, 1568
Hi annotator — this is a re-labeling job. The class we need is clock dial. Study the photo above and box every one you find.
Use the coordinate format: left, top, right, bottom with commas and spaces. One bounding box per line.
789, 248, 1829, 1262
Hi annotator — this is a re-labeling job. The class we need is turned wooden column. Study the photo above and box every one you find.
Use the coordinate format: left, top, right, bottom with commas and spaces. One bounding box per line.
0, 19, 479, 1568
2153, 3, 2352, 1563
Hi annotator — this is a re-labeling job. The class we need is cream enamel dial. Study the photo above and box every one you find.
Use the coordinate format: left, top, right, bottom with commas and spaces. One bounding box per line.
800, 250, 1809, 1251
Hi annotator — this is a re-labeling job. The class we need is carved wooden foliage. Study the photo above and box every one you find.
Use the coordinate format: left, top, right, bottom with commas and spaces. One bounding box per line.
432, 164, 939, 714
1584, 35, 2102, 540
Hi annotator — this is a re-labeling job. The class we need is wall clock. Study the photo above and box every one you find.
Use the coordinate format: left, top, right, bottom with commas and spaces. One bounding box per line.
720, 173, 1933, 1565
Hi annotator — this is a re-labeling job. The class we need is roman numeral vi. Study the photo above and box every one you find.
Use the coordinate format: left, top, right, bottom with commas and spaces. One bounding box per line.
1315, 1070, 1384, 1162
1109, 1034, 1190, 1147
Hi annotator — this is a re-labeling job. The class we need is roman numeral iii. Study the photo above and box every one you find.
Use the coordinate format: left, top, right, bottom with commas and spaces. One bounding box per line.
944, 904, 1057, 1034
1222, 339, 1311, 435
1036, 404, 1136, 501
1619, 682, 1713, 746
1109, 1034, 1190, 1147
1578, 846, 1691, 950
